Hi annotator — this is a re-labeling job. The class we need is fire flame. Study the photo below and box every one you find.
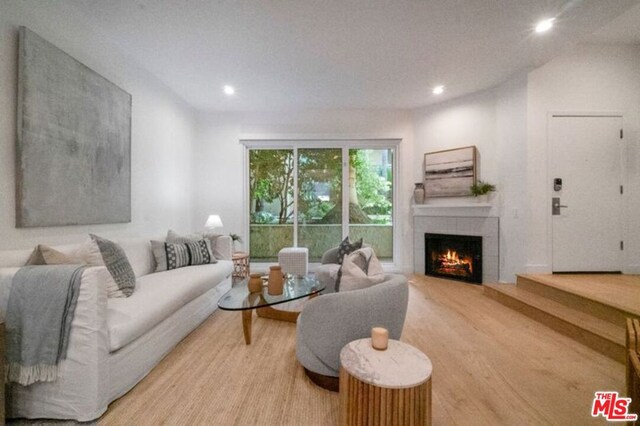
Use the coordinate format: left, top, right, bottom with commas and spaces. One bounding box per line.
437, 249, 473, 275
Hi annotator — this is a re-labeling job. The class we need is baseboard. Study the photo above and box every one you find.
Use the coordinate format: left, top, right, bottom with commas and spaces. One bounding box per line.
523, 264, 551, 274
626, 264, 640, 274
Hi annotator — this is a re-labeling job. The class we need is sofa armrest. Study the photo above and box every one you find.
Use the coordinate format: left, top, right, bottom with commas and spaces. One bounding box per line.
6, 266, 111, 421
297, 275, 409, 375
213, 235, 233, 260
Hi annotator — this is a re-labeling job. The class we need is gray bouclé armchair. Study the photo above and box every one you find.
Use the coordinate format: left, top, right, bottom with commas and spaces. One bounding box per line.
296, 273, 409, 391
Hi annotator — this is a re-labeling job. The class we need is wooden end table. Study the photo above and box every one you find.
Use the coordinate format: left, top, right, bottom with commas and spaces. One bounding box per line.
339, 338, 432, 425
232, 252, 250, 279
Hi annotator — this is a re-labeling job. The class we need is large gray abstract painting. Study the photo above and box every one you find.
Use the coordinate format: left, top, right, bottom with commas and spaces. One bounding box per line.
16, 27, 131, 227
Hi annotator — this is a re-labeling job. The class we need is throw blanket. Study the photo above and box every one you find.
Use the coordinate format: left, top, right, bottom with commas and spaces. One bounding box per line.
6, 265, 86, 386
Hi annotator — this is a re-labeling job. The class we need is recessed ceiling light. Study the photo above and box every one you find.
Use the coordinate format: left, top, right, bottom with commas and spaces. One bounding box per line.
433, 85, 444, 95
223, 85, 235, 95
535, 18, 554, 33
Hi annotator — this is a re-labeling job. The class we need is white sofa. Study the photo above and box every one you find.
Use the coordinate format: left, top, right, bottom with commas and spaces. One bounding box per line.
0, 235, 234, 421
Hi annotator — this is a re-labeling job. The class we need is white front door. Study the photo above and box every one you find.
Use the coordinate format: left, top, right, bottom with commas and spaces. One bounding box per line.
550, 115, 623, 272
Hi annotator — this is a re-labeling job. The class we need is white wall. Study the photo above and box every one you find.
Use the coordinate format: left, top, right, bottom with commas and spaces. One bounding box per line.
526, 44, 640, 273
0, 1, 196, 250
495, 74, 528, 282
411, 74, 529, 283
191, 109, 415, 271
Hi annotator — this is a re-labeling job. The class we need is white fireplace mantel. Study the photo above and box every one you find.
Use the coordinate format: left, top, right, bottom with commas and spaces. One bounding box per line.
412, 202, 494, 218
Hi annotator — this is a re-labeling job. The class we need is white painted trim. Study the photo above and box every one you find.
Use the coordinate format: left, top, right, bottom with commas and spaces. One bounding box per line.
546, 111, 627, 272
242, 146, 249, 257
341, 146, 349, 240
523, 263, 551, 273
293, 146, 298, 247
391, 143, 401, 273
627, 264, 640, 274
239, 133, 403, 143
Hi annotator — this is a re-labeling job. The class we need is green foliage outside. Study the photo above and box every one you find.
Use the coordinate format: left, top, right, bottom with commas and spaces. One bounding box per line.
249, 149, 392, 225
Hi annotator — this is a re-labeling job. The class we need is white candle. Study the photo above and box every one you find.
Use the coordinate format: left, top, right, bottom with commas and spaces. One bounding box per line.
371, 327, 389, 351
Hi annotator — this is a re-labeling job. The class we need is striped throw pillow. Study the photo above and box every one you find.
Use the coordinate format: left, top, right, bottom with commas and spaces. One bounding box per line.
151, 239, 216, 272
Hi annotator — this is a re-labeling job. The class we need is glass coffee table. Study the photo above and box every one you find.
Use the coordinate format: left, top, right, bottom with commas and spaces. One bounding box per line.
218, 275, 324, 345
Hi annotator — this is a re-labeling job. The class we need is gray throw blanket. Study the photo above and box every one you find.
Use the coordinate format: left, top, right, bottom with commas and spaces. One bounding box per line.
6, 265, 86, 386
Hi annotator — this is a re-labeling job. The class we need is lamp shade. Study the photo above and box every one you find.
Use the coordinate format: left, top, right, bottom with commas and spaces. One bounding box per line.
205, 214, 223, 229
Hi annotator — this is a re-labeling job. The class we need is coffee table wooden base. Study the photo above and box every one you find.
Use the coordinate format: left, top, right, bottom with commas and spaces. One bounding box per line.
240, 293, 318, 345
241, 306, 300, 345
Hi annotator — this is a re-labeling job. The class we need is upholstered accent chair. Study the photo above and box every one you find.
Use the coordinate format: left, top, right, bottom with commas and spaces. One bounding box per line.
296, 273, 409, 391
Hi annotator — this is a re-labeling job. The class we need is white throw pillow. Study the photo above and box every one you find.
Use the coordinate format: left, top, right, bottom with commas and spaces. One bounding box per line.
337, 247, 385, 292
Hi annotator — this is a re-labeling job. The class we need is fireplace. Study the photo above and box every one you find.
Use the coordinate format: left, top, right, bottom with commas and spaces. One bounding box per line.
425, 233, 482, 284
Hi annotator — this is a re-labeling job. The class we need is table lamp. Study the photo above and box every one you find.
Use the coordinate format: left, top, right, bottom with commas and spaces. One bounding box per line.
205, 214, 223, 232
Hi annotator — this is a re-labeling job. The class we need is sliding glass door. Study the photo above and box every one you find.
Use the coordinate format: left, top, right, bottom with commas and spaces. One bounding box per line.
297, 148, 343, 262
248, 144, 394, 263
348, 148, 393, 261
249, 149, 294, 261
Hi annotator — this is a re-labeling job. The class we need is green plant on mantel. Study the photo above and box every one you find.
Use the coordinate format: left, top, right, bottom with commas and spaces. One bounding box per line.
470, 181, 496, 197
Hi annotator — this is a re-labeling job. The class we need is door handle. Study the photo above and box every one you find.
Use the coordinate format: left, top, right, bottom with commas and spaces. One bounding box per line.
552, 197, 568, 215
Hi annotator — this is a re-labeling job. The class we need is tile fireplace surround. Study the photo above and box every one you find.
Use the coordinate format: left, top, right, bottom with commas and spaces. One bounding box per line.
413, 203, 499, 283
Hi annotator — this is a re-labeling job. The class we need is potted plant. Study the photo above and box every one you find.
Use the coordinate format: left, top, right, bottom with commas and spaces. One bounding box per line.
229, 234, 243, 253
470, 181, 496, 202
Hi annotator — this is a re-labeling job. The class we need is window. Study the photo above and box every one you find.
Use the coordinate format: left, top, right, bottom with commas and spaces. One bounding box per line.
247, 141, 396, 263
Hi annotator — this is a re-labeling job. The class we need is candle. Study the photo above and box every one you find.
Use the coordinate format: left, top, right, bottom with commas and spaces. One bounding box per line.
371, 327, 389, 351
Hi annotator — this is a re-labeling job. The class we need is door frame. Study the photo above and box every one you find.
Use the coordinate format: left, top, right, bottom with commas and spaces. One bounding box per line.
545, 111, 628, 272
239, 134, 402, 272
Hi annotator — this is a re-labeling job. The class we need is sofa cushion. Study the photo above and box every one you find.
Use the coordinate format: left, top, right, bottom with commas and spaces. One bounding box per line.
118, 238, 157, 277
107, 260, 232, 351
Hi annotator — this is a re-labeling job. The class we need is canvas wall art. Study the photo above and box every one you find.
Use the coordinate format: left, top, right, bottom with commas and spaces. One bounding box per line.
16, 27, 131, 227
423, 146, 477, 197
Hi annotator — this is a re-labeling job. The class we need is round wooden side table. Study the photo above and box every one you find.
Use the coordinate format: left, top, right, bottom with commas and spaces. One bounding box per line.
232, 252, 250, 279
339, 338, 432, 425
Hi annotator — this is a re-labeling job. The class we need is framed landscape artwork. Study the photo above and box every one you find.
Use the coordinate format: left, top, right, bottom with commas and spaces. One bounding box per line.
423, 146, 477, 198
16, 27, 131, 227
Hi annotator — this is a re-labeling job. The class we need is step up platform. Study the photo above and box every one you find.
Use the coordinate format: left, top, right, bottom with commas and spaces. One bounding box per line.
485, 274, 640, 363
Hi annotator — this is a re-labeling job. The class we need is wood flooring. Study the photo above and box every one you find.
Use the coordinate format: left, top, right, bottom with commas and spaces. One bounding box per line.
98, 275, 624, 425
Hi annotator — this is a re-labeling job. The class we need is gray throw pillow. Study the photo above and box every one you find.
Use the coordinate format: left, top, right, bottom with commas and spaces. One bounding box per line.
336, 247, 385, 292
166, 229, 203, 243
89, 234, 136, 298
166, 230, 219, 261
151, 239, 216, 272
336, 237, 363, 265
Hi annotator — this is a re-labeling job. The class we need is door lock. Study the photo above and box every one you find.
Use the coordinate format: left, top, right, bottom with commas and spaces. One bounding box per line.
553, 178, 562, 191
552, 197, 568, 215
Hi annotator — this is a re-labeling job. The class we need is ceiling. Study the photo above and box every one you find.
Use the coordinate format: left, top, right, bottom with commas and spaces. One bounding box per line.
65, 0, 640, 111
590, 2, 640, 44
